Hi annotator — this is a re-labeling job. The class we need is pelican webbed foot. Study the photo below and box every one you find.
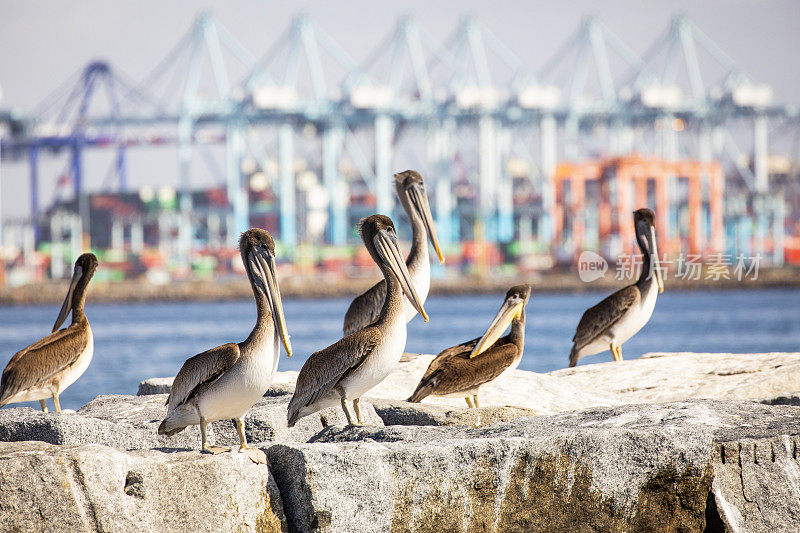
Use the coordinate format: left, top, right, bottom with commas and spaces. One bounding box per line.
241, 446, 267, 464
202, 444, 231, 455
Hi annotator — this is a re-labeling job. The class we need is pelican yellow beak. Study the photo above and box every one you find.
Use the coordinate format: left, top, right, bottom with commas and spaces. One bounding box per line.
250, 247, 293, 357
53, 265, 83, 332
373, 228, 429, 322
408, 184, 444, 264
469, 296, 525, 358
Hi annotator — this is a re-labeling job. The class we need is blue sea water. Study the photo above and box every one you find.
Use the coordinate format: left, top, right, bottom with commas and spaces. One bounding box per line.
0, 289, 798, 410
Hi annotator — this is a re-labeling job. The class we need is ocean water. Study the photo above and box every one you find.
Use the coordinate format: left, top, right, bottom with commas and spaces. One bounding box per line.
0, 289, 798, 410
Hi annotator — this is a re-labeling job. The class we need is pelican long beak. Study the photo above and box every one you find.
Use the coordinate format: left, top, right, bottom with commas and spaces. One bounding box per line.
408, 184, 444, 264
374, 229, 429, 322
470, 296, 524, 358
250, 247, 293, 357
650, 226, 664, 294
53, 266, 82, 332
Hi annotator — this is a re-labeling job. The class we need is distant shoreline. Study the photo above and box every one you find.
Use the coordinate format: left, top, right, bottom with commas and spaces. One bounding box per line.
0, 267, 797, 306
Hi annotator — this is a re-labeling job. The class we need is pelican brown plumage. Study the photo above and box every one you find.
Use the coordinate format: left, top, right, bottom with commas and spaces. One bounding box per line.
568, 208, 664, 367
288, 214, 429, 427
0, 253, 98, 413
158, 229, 292, 462
407, 284, 531, 408
342, 170, 443, 336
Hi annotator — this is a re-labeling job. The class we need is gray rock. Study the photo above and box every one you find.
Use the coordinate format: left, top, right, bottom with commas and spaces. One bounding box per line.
0, 398, 203, 451
0, 395, 212, 450
172, 351, 800, 415
0, 393, 382, 451
264, 382, 295, 397
269, 400, 800, 532
315, 398, 800, 446
7, 350, 800, 532
137, 377, 173, 395
0, 441, 286, 533
369, 398, 537, 427
546, 351, 800, 410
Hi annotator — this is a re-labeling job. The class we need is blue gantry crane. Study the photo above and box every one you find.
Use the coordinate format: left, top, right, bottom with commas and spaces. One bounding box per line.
0, 11, 797, 268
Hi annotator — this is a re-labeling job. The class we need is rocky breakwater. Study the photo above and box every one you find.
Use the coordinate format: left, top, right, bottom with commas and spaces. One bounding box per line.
1, 351, 799, 532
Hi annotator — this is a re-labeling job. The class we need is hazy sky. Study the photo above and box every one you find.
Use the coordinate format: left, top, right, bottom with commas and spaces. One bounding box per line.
0, 0, 798, 218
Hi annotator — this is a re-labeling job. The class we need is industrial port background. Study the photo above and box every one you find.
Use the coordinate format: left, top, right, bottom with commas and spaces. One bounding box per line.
0, 0, 798, 295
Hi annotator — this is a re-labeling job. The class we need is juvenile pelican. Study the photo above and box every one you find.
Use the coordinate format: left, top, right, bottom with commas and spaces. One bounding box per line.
288, 215, 429, 427
408, 284, 531, 408
569, 208, 664, 367
158, 229, 292, 462
342, 170, 443, 335
0, 253, 98, 412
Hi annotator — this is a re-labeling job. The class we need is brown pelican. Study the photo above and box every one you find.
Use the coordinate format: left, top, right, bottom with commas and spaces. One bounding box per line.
569, 208, 664, 367
288, 215, 428, 426
408, 284, 531, 408
158, 229, 291, 462
342, 170, 443, 335
0, 253, 98, 413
